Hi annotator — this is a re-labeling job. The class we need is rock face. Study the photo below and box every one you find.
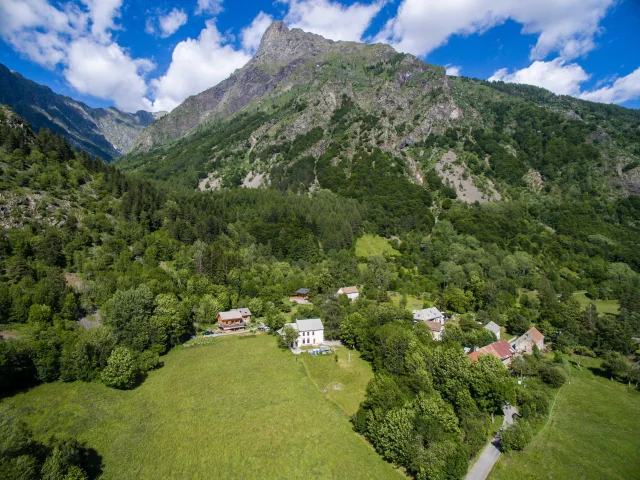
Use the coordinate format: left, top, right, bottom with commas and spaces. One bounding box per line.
0, 63, 163, 160
132, 21, 456, 153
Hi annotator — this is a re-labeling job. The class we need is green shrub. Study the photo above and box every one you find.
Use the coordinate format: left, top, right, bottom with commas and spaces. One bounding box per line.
500, 420, 532, 452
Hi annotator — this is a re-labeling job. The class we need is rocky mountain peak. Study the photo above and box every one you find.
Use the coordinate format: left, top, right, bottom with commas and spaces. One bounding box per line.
252, 20, 336, 66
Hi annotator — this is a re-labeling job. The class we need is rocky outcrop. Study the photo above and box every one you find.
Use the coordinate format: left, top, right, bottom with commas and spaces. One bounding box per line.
0, 63, 161, 160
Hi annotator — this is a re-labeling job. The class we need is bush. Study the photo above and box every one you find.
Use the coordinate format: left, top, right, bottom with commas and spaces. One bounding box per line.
500, 420, 532, 452
540, 365, 568, 388
101, 347, 137, 389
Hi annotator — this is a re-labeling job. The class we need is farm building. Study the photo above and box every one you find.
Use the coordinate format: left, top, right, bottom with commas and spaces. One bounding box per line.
337, 286, 360, 301
512, 327, 544, 354
484, 321, 501, 340
468, 340, 516, 366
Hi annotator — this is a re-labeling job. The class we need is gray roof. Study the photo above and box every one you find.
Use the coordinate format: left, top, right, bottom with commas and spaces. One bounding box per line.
412, 307, 444, 322
296, 318, 323, 332
484, 321, 501, 334
296, 288, 310, 294
237, 308, 252, 317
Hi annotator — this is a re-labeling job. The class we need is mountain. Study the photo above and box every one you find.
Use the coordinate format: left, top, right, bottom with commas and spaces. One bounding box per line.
0, 63, 165, 160
122, 21, 640, 203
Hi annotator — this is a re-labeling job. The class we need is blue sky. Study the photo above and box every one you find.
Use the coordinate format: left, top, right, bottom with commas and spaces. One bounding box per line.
1, 0, 638, 112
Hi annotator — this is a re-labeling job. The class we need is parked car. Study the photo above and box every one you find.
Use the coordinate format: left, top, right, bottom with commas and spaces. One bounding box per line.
202, 331, 214, 336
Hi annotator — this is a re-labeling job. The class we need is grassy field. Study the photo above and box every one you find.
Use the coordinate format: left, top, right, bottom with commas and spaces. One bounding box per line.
389, 292, 424, 312
0, 335, 401, 480
572, 291, 620, 315
490, 356, 640, 480
300, 346, 374, 417
355, 234, 400, 259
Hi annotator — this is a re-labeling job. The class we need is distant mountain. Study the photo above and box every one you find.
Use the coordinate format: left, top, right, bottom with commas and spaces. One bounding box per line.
0, 63, 166, 160
122, 21, 640, 201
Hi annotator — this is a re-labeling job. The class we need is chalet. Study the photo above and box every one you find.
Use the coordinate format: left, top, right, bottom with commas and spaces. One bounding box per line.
279, 318, 324, 348
512, 327, 544, 354
216, 308, 252, 331
412, 307, 445, 324
484, 321, 501, 340
468, 340, 516, 366
337, 286, 360, 301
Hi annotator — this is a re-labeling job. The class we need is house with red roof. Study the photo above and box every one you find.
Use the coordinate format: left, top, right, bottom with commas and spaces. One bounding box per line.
468, 340, 516, 366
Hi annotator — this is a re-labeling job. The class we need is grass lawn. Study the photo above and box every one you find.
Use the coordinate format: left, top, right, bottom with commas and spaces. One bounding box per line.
572, 291, 620, 315
355, 234, 400, 259
490, 356, 640, 480
300, 346, 374, 417
389, 292, 423, 312
0, 335, 401, 480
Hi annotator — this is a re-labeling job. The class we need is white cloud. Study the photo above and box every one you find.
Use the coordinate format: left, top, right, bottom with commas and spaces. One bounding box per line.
580, 67, 640, 104
145, 8, 188, 38
149, 20, 251, 111
283, 0, 384, 42
241, 11, 274, 54
489, 59, 590, 96
196, 0, 224, 16
65, 39, 154, 111
445, 64, 461, 76
377, 0, 614, 61
81, 0, 123, 42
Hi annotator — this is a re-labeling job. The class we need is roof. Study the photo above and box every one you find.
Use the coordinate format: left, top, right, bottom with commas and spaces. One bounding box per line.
296, 318, 323, 332
237, 308, 252, 317
484, 321, 501, 335
468, 340, 515, 362
413, 307, 444, 322
526, 327, 544, 344
218, 310, 243, 321
296, 288, 310, 294
424, 321, 443, 332
339, 286, 359, 294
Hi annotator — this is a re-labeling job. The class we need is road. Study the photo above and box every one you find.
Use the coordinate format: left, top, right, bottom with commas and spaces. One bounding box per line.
465, 405, 518, 480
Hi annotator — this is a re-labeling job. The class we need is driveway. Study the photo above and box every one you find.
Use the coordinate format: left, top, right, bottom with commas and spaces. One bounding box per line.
465, 405, 518, 480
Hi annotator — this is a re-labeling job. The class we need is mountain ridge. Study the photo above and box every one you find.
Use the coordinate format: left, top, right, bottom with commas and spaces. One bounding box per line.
0, 63, 165, 160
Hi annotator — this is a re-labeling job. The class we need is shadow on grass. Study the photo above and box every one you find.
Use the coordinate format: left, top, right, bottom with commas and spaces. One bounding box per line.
587, 365, 611, 380
84, 446, 104, 479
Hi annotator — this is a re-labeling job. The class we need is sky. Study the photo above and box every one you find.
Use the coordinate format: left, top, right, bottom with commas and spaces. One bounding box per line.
0, 0, 639, 113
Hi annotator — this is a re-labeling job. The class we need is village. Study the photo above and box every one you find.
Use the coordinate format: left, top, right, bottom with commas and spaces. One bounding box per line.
202, 285, 545, 366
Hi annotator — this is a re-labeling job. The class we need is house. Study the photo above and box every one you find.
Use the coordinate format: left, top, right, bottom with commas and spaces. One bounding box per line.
424, 321, 444, 341
412, 307, 445, 325
512, 327, 544, 354
468, 340, 516, 366
279, 318, 324, 348
484, 321, 501, 340
337, 286, 360, 301
295, 288, 310, 299
216, 308, 252, 331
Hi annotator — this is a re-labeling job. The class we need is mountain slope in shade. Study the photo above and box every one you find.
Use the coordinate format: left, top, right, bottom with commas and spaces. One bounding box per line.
0, 63, 165, 160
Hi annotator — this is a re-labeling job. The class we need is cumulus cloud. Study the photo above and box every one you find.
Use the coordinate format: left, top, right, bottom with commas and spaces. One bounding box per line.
489, 58, 590, 96
445, 64, 461, 76
147, 8, 188, 38
241, 11, 274, 54
283, 0, 384, 42
196, 0, 224, 16
377, 0, 614, 61
149, 21, 251, 111
81, 0, 123, 42
580, 67, 640, 104
65, 39, 154, 111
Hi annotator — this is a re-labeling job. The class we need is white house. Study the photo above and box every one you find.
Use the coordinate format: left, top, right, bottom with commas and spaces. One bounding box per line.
484, 321, 501, 340
337, 286, 360, 301
424, 321, 444, 341
512, 327, 544, 354
280, 318, 324, 348
412, 307, 445, 324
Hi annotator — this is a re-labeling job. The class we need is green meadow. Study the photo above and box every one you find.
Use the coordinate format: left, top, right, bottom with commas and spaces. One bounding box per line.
572, 291, 620, 315
0, 335, 401, 480
490, 356, 640, 480
355, 234, 401, 259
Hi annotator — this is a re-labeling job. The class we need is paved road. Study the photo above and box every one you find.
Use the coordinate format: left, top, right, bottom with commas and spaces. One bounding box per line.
465, 405, 518, 480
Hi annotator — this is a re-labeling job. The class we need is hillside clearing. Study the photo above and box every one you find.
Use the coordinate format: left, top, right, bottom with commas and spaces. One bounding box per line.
355, 234, 400, 259
0, 335, 401, 480
572, 291, 620, 315
489, 356, 640, 480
